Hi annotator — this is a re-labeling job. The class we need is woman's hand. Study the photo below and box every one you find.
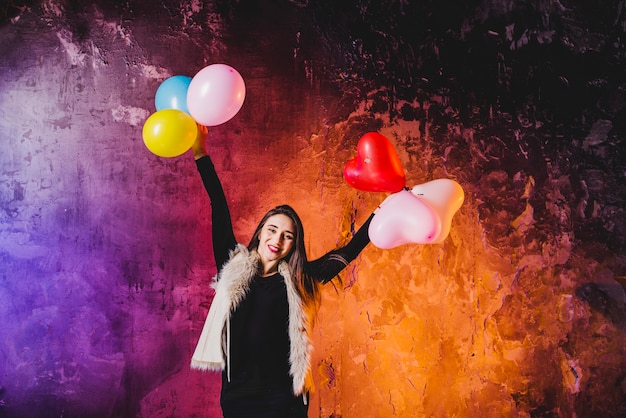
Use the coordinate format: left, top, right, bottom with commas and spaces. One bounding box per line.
192, 123, 209, 160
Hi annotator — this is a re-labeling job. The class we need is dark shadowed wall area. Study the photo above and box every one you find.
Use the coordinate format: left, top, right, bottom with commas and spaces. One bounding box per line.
1, 0, 625, 417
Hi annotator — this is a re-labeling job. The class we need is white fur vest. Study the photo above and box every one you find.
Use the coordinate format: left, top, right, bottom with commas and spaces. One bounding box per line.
190, 244, 313, 396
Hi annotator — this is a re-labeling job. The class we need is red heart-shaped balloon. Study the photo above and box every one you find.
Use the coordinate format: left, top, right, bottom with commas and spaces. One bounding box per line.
343, 132, 406, 192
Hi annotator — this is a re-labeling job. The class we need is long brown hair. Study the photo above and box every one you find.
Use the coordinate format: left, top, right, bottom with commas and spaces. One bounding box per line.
247, 205, 320, 308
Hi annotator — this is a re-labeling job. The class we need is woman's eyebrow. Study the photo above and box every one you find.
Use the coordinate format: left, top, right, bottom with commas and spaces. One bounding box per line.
267, 223, 294, 235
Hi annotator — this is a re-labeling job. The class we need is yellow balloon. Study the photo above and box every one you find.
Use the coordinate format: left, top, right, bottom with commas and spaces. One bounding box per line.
410, 179, 465, 243
142, 109, 198, 158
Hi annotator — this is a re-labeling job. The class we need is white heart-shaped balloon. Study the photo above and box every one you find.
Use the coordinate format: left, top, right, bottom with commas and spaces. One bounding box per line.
411, 179, 464, 243
368, 190, 441, 249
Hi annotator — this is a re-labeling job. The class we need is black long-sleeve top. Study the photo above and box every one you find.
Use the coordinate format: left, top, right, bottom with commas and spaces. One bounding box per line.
196, 155, 372, 400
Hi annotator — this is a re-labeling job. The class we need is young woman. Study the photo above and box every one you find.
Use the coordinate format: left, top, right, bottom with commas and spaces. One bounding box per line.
190, 128, 374, 418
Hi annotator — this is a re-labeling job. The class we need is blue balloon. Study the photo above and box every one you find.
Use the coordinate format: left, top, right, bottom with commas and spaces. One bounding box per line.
155, 75, 192, 113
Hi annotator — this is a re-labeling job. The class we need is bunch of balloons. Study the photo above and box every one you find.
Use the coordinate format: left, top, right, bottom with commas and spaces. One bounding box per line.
142, 64, 246, 157
343, 132, 465, 249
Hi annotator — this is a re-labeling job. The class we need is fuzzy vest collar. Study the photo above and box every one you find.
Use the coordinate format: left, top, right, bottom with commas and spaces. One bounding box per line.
191, 244, 313, 395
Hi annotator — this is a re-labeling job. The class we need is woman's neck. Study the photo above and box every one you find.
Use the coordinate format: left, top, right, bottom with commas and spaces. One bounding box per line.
259, 261, 279, 277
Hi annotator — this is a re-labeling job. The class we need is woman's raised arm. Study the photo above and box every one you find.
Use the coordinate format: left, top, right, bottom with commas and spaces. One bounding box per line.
193, 125, 237, 270
306, 213, 374, 283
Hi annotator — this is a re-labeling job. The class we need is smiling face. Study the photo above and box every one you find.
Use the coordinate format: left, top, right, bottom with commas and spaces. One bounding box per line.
256, 213, 296, 274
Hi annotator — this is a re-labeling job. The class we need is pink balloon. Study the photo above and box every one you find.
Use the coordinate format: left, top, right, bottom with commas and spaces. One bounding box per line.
369, 190, 441, 249
187, 64, 246, 126
411, 179, 465, 244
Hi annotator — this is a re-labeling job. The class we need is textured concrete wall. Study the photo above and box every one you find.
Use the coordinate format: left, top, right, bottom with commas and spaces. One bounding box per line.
1, 0, 625, 417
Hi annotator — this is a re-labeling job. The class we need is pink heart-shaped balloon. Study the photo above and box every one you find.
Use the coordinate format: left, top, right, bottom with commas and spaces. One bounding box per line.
368, 190, 441, 249
343, 132, 406, 192
411, 179, 464, 244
